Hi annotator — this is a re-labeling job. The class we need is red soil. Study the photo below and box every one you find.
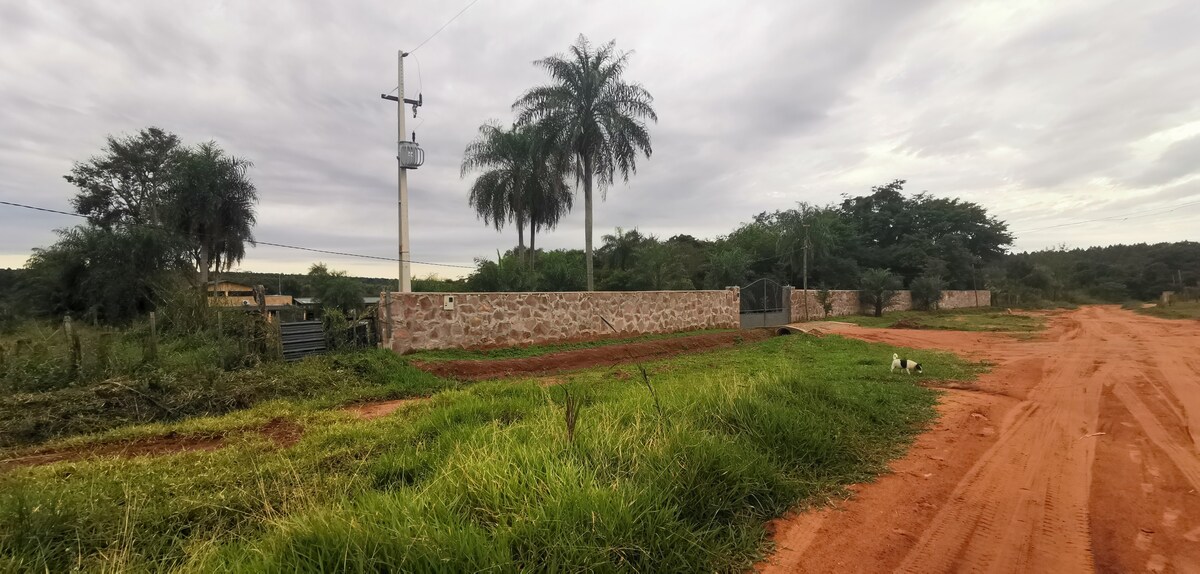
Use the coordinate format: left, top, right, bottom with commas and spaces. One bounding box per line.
758, 306, 1200, 573
0, 417, 302, 472
413, 329, 774, 381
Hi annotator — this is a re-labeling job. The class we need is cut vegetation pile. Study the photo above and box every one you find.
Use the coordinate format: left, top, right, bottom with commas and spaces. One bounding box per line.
0, 341, 452, 448
0, 335, 979, 572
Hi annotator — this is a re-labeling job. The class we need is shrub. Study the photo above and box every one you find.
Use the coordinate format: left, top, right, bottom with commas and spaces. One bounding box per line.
859, 268, 901, 317
910, 276, 944, 311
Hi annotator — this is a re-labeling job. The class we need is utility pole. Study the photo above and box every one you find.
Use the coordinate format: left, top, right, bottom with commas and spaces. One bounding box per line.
802, 223, 810, 322
380, 50, 424, 293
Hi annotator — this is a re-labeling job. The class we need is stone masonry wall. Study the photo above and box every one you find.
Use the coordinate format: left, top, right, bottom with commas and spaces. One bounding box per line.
790, 289, 991, 320
378, 289, 740, 354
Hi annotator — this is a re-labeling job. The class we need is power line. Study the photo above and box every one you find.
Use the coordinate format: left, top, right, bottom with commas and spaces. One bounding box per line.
1012, 199, 1200, 234
408, 0, 482, 54
0, 200, 476, 269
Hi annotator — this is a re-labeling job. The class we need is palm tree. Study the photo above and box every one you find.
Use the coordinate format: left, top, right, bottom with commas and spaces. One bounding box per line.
514, 35, 657, 290
167, 142, 257, 289
525, 125, 573, 266
461, 122, 570, 266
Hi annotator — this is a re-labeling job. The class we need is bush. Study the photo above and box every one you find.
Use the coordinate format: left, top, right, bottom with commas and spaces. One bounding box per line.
859, 268, 901, 317
910, 276, 944, 311
815, 285, 834, 318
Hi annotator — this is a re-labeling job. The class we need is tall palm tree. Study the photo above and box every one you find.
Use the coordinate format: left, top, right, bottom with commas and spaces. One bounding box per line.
461, 122, 570, 266
168, 142, 257, 289
514, 35, 657, 290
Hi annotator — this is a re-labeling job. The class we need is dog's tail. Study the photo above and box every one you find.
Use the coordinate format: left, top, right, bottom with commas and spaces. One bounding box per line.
892, 353, 899, 360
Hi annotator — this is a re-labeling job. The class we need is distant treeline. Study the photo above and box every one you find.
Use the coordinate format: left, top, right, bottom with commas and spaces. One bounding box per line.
6, 179, 1196, 327
988, 242, 1200, 305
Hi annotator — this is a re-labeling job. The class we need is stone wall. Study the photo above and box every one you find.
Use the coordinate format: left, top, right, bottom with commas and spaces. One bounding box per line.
378, 289, 740, 354
790, 289, 991, 320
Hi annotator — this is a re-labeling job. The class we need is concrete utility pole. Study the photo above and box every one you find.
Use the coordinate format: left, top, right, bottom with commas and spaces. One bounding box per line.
380, 50, 424, 292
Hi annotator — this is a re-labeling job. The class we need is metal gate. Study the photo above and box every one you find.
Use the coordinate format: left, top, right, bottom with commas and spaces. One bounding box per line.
280, 320, 326, 361
739, 278, 791, 328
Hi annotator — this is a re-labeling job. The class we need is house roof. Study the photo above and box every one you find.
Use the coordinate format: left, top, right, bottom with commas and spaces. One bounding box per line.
294, 296, 380, 306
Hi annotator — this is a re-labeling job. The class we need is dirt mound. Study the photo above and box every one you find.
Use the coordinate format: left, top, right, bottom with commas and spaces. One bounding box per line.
888, 318, 926, 329
258, 418, 304, 447
343, 398, 423, 420
0, 418, 303, 472
414, 329, 775, 381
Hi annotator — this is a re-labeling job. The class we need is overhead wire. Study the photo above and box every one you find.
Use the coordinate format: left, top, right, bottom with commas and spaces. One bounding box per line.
408, 0, 481, 54
1011, 199, 1200, 234
0, 200, 476, 269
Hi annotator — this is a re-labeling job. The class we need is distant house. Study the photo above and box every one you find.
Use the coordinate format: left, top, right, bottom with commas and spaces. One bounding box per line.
207, 281, 296, 320
294, 296, 381, 320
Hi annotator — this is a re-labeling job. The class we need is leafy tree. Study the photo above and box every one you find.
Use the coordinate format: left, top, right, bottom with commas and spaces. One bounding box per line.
665, 234, 714, 289
859, 268, 901, 317
910, 275, 944, 311
704, 246, 752, 289
308, 264, 365, 315
598, 227, 650, 272
65, 127, 183, 227
22, 225, 180, 324
411, 274, 463, 293
537, 250, 587, 291
514, 35, 657, 290
168, 142, 258, 288
464, 251, 539, 292
633, 243, 693, 290
839, 180, 1011, 288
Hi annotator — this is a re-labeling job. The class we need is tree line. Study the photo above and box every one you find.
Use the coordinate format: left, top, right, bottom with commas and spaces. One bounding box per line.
15, 127, 257, 324
464, 180, 1013, 298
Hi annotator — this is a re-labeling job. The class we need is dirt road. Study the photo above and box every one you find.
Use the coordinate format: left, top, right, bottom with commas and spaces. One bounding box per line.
760, 306, 1200, 573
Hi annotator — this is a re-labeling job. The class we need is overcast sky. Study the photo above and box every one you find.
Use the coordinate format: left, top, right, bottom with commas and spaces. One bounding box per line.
2, 0, 1198, 280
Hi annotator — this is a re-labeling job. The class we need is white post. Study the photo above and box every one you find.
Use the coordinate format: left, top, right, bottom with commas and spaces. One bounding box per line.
397, 50, 412, 293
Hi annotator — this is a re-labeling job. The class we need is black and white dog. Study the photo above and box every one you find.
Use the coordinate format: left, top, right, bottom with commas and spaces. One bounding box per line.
891, 353, 923, 375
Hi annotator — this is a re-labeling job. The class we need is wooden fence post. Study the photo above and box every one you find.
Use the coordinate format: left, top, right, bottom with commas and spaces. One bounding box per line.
146, 311, 158, 363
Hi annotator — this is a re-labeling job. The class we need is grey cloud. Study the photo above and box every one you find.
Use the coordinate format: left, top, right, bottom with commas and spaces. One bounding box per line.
2, 0, 1199, 277
1130, 134, 1200, 187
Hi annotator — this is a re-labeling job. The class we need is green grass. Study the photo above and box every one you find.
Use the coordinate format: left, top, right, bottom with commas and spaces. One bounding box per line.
0, 348, 454, 449
405, 328, 734, 362
1134, 301, 1200, 320
833, 307, 1044, 332
0, 334, 980, 573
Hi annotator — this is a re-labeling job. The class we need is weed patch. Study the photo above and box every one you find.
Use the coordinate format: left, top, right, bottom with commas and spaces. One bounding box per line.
837, 307, 1044, 332
0, 335, 976, 572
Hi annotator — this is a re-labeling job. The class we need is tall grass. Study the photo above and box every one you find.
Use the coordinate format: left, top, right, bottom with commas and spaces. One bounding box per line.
0, 335, 971, 572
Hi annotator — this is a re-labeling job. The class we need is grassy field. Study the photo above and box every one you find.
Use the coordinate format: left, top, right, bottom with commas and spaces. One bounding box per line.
833, 307, 1044, 332
405, 328, 735, 362
0, 334, 981, 573
0, 319, 454, 448
1134, 301, 1200, 320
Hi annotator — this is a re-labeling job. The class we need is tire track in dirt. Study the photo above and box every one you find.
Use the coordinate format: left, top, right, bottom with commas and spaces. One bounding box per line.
758, 306, 1200, 574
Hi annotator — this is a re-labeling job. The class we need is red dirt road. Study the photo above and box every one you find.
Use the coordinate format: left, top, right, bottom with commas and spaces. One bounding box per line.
759, 306, 1200, 574
414, 329, 772, 381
